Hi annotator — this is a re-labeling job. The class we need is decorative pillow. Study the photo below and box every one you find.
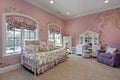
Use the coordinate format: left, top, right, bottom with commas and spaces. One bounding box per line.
39, 42, 47, 52
106, 47, 117, 54
49, 45, 55, 51
25, 40, 40, 52
47, 41, 55, 51
25, 40, 39, 45
35, 45, 40, 52
25, 44, 34, 49
25, 44, 40, 52
25, 45, 34, 53
46, 46, 50, 51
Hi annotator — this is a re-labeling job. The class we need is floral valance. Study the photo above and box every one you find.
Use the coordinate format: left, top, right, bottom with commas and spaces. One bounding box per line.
49, 25, 60, 34
6, 15, 37, 31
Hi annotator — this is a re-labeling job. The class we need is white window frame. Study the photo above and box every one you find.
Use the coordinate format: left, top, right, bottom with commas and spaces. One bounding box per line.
2, 13, 39, 57
24, 29, 37, 41
47, 23, 62, 47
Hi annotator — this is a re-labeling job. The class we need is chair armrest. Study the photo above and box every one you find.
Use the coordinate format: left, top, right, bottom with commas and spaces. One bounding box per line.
112, 52, 120, 67
96, 49, 106, 58
112, 52, 120, 61
99, 49, 106, 52
113, 52, 120, 57
96, 49, 106, 54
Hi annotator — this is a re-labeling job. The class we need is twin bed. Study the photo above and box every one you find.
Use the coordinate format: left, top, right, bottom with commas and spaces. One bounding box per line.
21, 41, 68, 75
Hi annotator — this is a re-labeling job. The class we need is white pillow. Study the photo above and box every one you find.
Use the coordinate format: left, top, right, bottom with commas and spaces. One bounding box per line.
106, 47, 117, 54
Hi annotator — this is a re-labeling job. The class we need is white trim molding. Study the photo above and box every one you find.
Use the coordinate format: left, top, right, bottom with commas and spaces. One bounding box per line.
0, 63, 20, 74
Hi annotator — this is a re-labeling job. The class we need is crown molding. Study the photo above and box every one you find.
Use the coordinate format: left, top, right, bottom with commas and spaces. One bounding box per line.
25, 0, 120, 20
25, 0, 65, 19
65, 5, 120, 20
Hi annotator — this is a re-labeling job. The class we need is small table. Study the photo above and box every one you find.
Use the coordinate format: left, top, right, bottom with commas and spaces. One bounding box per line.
83, 50, 91, 58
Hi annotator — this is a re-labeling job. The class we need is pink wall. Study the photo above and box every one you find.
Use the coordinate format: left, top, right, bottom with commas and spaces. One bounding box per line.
0, 0, 65, 64
0, 0, 120, 65
64, 8, 120, 47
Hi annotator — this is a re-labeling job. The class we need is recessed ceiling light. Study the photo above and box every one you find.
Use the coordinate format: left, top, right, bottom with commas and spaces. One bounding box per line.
66, 12, 70, 15
104, 0, 109, 4
50, 0, 54, 4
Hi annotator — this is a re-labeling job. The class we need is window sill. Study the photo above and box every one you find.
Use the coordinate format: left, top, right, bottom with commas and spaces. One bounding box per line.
3, 52, 21, 57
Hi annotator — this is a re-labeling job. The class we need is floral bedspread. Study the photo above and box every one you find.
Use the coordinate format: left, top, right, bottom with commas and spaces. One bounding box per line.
23, 48, 68, 66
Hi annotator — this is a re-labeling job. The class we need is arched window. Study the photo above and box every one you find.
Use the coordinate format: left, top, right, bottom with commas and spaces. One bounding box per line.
48, 23, 62, 47
2, 13, 39, 56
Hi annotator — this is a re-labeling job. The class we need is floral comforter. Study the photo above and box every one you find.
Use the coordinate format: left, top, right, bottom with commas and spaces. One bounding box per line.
23, 48, 68, 66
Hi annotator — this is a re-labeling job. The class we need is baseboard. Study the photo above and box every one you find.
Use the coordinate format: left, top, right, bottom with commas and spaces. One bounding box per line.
0, 63, 20, 74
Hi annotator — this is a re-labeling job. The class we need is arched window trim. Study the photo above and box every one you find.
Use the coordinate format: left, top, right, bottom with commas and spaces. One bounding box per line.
2, 12, 39, 57
47, 23, 62, 47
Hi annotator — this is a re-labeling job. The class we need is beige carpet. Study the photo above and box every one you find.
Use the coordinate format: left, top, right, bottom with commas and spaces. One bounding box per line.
0, 54, 120, 80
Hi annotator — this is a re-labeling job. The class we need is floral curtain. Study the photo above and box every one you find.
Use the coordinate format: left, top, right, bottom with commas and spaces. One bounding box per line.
6, 15, 37, 31
49, 25, 60, 34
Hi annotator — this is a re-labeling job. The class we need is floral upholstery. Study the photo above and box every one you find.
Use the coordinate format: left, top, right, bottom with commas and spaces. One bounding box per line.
24, 40, 40, 52
47, 41, 55, 50
24, 48, 68, 66
24, 40, 56, 52
39, 42, 47, 52
22, 40, 68, 74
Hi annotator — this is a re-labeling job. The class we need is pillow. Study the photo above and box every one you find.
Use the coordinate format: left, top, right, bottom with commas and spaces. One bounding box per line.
46, 46, 50, 51
26, 44, 39, 52
106, 47, 117, 54
39, 42, 47, 52
47, 44, 56, 51
25, 40, 39, 45
25, 45, 34, 49
25, 45, 34, 53
35, 45, 40, 52
47, 41, 55, 51
25, 40, 40, 52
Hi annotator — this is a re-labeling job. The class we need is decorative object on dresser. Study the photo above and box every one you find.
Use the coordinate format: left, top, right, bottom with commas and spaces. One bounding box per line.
96, 44, 120, 67
82, 43, 92, 58
63, 36, 72, 54
72, 47, 76, 54
21, 40, 68, 75
76, 31, 100, 57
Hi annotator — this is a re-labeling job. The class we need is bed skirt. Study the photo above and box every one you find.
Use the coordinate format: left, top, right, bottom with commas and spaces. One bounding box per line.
22, 55, 68, 75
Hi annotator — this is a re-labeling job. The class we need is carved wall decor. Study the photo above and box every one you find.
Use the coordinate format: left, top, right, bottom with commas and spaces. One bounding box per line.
3, 6, 24, 14
97, 8, 120, 29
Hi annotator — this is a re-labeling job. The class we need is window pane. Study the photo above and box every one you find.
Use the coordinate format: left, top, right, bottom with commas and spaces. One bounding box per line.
48, 30, 62, 46
15, 29, 21, 52
48, 32, 54, 41
54, 33, 62, 46
24, 29, 29, 40
6, 30, 14, 53
24, 29, 36, 40
30, 31, 35, 40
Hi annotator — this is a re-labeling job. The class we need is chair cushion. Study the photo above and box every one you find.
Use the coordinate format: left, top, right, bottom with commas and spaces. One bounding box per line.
105, 47, 117, 54
100, 53, 112, 59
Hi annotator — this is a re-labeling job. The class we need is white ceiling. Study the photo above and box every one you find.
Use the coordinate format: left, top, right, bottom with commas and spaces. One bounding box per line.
25, 0, 120, 19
